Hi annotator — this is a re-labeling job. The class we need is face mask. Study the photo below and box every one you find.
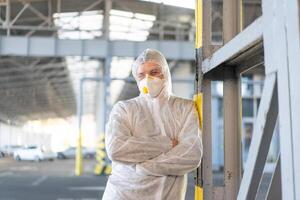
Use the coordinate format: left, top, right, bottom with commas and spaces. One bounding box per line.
138, 75, 164, 98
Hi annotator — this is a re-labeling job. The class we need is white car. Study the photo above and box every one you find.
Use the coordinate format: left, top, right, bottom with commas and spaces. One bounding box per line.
1, 145, 23, 156
57, 147, 95, 159
13, 146, 56, 162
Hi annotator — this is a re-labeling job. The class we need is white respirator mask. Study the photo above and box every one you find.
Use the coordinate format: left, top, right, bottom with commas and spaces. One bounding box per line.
138, 75, 165, 98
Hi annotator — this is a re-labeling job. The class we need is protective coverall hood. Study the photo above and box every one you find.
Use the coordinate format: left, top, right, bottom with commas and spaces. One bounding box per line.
132, 48, 172, 99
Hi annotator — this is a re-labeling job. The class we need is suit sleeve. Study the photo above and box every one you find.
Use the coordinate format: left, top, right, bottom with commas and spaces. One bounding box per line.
136, 102, 203, 176
105, 102, 172, 164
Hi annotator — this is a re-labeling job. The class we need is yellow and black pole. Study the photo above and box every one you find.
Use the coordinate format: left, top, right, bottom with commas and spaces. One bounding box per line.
75, 131, 83, 176
194, 0, 204, 199
75, 78, 84, 176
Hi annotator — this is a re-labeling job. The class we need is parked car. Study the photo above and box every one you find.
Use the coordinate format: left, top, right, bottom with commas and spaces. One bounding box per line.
0, 150, 4, 158
2, 145, 23, 156
57, 147, 95, 159
13, 146, 56, 162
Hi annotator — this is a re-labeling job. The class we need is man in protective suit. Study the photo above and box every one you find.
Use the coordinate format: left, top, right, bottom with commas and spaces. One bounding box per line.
102, 49, 203, 200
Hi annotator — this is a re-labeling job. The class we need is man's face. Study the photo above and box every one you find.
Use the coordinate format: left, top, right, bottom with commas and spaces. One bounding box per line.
136, 61, 164, 81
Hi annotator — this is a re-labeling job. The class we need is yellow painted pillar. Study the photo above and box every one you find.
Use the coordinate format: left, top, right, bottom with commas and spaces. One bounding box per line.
75, 131, 83, 176
194, 0, 204, 199
194, 93, 203, 200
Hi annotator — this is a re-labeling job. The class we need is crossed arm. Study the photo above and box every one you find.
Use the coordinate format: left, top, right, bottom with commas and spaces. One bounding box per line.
105, 102, 173, 164
105, 102, 203, 176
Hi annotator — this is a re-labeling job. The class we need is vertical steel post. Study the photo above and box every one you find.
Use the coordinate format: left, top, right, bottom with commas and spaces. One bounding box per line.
194, 1, 204, 199
95, 64, 105, 135
262, 0, 300, 198
103, 0, 111, 39
266, 156, 282, 200
202, 0, 213, 199
194, 0, 214, 199
102, 0, 111, 130
202, 78, 212, 200
223, 0, 242, 199
103, 57, 111, 132
76, 77, 102, 176
6, 0, 10, 36
281, 0, 300, 198
75, 79, 84, 176
47, 0, 52, 27
223, 68, 242, 200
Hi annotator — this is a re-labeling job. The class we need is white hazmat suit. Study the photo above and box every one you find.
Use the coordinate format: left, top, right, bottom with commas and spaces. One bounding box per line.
102, 49, 203, 200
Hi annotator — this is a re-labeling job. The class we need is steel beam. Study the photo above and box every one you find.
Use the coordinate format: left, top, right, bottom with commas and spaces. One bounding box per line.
0, 36, 194, 60
202, 78, 213, 200
266, 155, 282, 200
202, 17, 262, 74
262, 0, 300, 199
282, 0, 300, 198
223, 67, 242, 200
103, 0, 111, 39
237, 73, 278, 200
103, 56, 111, 132
223, 0, 242, 199
6, 0, 11, 36
202, 0, 214, 199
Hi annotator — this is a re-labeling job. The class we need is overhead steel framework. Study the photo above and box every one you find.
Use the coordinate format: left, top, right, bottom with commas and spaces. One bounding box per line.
0, 0, 197, 123
0, 0, 195, 38
0, 0, 263, 124
196, 0, 300, 199
0, 56, 75, 123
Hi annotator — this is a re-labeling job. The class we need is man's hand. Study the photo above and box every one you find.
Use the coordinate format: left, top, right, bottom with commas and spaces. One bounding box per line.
171, 138, 179, 148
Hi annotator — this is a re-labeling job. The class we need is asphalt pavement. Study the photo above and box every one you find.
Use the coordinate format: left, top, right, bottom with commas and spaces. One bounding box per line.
0, 157, 271, 200
0, 157, 107, 200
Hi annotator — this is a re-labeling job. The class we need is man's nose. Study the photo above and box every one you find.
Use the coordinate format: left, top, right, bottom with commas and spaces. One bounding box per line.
145, 74, 155, 80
